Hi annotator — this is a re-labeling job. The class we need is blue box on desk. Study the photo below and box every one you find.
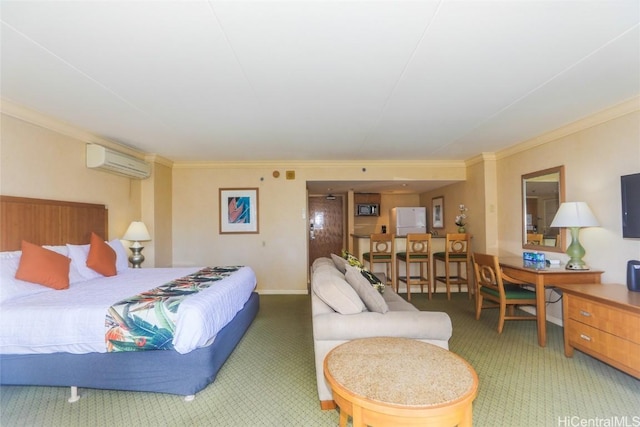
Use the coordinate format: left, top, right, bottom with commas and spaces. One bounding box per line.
523, 252, 545, 270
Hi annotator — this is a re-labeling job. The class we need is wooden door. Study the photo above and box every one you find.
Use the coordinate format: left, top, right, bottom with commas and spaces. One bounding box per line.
308, 195, 344, 266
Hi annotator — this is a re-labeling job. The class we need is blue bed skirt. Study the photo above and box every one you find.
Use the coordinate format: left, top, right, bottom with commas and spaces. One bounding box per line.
0, 292, 259, 396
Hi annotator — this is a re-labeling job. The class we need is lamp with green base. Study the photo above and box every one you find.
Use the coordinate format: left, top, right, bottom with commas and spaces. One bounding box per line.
550, 202, 599, 270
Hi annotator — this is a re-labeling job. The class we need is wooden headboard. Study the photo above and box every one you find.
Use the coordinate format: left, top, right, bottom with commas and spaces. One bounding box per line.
0, 196, 108, 251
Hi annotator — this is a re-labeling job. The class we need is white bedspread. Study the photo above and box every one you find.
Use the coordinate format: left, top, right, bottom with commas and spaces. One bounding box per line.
0, 267, 256, 355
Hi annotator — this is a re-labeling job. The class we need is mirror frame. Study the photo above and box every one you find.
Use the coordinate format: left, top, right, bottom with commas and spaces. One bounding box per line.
522, 165, 565, 253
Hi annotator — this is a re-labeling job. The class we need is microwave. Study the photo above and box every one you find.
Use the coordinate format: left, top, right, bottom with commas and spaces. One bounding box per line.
357, 204, 379, 216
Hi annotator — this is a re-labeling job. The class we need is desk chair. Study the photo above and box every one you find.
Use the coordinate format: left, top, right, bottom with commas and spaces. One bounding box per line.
433, 233, 471, 300
526, 233, 544, 245
363, 234, 395, 290
396, 233, 432, 301
472, 253, 537, 334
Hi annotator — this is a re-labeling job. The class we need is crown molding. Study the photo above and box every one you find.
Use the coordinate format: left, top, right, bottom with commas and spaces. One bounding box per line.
172, 159, 467, 169
465, 152, 497, 167
1, 98, 146, 159
145, 154, 173, 168
496, 96, 640, 160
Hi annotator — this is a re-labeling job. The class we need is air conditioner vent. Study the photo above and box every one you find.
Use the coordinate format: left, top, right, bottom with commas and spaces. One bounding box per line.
86, 144, 150, 179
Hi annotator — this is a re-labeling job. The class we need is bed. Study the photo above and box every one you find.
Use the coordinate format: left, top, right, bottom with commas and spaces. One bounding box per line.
0, 196, 260, 401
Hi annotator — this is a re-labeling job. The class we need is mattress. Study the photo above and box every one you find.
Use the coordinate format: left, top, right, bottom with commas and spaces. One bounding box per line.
0, 266, 257, 355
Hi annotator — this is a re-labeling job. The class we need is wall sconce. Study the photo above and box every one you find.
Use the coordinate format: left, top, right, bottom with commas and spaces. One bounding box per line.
122, 221, 151, 268
550, 202, 599, 270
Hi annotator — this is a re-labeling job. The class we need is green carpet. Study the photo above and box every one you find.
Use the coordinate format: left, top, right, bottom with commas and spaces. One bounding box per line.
1, 293, 638, 426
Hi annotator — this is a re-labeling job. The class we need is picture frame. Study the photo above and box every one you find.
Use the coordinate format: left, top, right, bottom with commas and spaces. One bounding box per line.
432, 196, 444, 229
219, 188, 259, 234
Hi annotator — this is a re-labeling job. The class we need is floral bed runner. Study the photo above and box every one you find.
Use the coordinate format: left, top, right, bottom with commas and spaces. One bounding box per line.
105, 266, 242, 352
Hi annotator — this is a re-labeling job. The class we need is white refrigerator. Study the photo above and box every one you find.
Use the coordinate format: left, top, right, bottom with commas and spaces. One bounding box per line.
389, 207, 427, 236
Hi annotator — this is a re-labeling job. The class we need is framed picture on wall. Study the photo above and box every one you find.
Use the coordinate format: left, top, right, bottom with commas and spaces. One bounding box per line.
432, 196, 444, 229
219, 188, 259, 234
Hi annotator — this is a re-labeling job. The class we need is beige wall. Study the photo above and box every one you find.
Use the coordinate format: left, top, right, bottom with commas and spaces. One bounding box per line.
497, 108, 640, 283
172, 163, 465, 293
172, 165, 309, 293
495, 105, 640, 323
141, 158, 174, 267
0, 112, 141, 241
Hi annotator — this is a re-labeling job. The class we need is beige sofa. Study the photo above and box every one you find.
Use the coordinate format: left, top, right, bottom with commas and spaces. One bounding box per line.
311, 256, 453, 408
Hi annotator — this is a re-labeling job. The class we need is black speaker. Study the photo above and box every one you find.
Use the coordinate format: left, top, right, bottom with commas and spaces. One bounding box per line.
628, 260, 640, 292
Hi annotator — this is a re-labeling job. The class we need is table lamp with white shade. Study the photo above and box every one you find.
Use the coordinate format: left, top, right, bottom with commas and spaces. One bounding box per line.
550, 202, 599, 270
122, 221, 151, 268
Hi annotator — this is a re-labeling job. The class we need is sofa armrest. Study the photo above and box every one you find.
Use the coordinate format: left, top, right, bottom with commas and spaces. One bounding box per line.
312, 311, 452, 342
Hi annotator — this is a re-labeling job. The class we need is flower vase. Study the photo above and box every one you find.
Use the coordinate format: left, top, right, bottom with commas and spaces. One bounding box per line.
458, 226, 466, 233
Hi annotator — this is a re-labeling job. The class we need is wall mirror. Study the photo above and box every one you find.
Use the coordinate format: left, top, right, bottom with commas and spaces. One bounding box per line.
522, 165, 565, 253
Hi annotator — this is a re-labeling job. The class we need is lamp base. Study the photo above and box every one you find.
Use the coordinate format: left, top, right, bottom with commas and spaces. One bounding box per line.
566, 261, 590, 270
128, 245, 145, 268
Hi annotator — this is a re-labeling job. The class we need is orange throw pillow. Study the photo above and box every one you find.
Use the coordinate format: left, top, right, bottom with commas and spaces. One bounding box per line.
15, 241, 71, 290
86, 232, 117, 277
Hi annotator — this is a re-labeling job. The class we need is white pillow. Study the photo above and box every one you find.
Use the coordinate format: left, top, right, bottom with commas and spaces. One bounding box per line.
108, 239, 129, 273
66, 243, 103, 280
43, 245, 85, 284
0, 251, 52, 303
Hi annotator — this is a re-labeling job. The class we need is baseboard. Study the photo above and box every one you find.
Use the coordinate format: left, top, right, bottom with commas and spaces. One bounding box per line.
257, 290, 308, 295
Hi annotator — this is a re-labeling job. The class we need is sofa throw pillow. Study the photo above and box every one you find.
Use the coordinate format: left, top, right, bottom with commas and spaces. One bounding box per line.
330, 253, 349, 273
312, 269, 365, 315
341, 249, 363, 268
312, 257, 335, 272
15, 241, 71, 290
357, 268, 385, 294
345, 267, 389, 314
86, 232, 117, 277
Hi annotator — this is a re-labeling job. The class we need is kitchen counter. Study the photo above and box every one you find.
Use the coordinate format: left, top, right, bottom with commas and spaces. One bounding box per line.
350, 234, 447, 294
351, 234, 446, 239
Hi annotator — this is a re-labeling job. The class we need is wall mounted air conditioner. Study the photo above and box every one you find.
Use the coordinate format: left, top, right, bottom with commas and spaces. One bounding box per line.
86, 144, 151, 179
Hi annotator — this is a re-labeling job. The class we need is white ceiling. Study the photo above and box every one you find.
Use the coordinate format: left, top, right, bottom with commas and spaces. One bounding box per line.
2, 1, 639, 191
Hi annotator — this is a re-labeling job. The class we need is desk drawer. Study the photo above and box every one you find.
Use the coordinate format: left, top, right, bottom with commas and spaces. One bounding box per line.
567, 319, 640, 376
567, 296, 640, 344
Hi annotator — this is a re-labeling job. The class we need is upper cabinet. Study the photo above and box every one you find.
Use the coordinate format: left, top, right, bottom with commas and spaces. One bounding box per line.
354, 193, 381, 205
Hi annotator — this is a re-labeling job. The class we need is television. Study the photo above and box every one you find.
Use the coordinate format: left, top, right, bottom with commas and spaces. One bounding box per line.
621, 172, 640, 238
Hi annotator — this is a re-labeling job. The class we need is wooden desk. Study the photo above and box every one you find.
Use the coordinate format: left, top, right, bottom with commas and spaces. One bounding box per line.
324, 337, 478, 427
499, 257, 603, 347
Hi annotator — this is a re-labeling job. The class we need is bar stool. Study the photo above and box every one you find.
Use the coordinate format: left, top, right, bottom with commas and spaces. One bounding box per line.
433, 233, 471, 300
396, 233, 432, 301
363, 233, 395, 291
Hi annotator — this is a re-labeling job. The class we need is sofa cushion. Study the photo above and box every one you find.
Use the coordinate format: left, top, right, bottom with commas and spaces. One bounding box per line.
312, 268, 365, 315
312, 257, 335, 272
330, 253, 349, 273
357, 268, 385, 293
345, 267, 389, 314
